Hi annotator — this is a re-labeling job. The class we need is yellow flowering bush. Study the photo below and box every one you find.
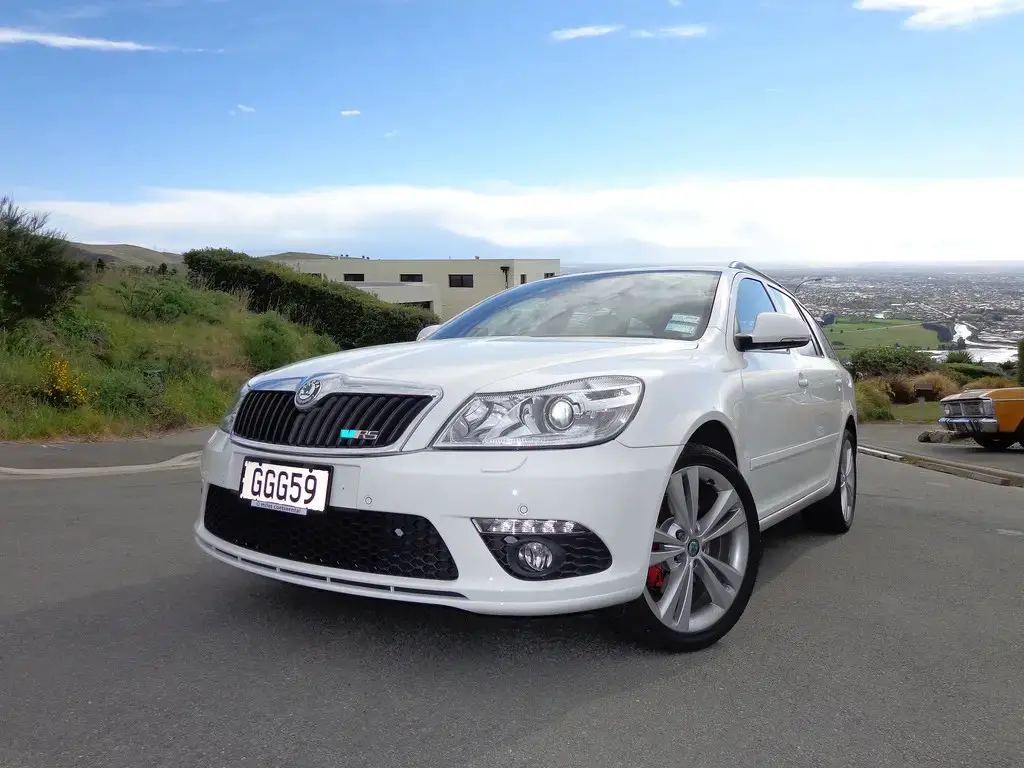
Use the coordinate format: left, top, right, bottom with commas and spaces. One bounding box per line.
38, 354, 88, 408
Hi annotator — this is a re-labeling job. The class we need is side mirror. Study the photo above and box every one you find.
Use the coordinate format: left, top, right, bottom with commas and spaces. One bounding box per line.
736, 312, 811, 352
416, 324, 440, 341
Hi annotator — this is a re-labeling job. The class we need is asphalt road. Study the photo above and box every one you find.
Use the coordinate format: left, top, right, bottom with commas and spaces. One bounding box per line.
861, 423, 1024, 476
2, 458, 1023, 768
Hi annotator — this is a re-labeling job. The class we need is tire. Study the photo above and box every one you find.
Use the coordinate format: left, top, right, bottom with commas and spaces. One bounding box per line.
803, 428, 857, 534
609, 444, 761, 653
973, 436, 1016, 452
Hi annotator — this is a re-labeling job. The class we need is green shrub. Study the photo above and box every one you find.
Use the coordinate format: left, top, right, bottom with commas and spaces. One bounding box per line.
944, 350, 974, 364
244, 313, 302, 373
162, 347, 212, 380
112, 275, 220, 323
0, 196, 86, 330
847, 345, 935, 378
94, 367, 158, 416
49, 303, 109, 345
856, 379, 894, 422
183, 248, 438, 349
945, 362, 1000, 381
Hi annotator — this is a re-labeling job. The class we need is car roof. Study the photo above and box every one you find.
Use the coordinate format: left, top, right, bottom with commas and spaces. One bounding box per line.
551, 262, 792, 293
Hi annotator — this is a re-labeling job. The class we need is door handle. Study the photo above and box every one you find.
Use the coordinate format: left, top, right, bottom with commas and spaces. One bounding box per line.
798, 373, 809, 388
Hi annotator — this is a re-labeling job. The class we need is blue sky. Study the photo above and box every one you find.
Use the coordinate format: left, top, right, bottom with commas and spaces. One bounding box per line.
2, 0, 1024, 264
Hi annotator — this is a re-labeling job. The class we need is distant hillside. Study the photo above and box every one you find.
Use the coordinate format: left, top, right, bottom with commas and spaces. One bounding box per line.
262, 251, 352, 261
67, 242, 183, 268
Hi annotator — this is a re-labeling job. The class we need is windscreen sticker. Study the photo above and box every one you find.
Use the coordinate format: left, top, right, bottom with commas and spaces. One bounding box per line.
670, 314, 701, 324
665, 320, 697, 335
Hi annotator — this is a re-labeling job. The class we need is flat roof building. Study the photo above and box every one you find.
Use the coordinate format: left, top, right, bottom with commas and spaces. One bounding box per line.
274, 255, 561, 321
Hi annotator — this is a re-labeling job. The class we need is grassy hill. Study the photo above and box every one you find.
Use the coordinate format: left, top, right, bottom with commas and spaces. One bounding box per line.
67, 242, 183, 268
0, 270, 338, 440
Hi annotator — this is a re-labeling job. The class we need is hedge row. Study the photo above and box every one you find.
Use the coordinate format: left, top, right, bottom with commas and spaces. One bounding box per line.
182, 248, 439, 350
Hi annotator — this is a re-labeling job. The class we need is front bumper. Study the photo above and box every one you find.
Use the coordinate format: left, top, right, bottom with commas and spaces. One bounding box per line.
939, 417, 999, 434
194, 430, 677, 616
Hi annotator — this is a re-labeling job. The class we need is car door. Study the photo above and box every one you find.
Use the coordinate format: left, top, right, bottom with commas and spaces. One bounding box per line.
732, 277, 813, 518
767, 285, 843, 493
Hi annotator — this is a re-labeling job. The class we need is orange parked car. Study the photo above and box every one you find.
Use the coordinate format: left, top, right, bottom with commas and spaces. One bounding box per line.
939, 386, 1024, 451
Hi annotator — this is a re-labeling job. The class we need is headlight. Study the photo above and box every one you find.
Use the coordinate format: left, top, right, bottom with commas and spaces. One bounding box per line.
432, 376, 644, 450
981, 399, 995, 417
220, 383, 250, 433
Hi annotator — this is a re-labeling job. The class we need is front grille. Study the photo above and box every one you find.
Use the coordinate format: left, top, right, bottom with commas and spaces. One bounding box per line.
479, 532, 613, 581
204, 484, 459, 581
232, 390, 432, 449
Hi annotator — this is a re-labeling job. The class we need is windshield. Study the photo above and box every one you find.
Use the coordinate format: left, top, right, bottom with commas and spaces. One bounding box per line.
432, 270, 722, 341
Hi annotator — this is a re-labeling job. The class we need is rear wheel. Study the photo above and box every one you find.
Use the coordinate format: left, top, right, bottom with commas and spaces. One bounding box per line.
803, 429, 857, 534
611, 444, 760, 653
973, 436, 1016, 451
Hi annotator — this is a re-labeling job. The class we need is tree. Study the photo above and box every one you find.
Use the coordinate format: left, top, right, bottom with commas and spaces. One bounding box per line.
95, 258, 106, 273
0, 196, 86, 330
157, 262, 168, 275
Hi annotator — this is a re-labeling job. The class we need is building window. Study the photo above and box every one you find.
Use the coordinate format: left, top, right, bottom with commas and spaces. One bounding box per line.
544, 272, 555, 279
400, 273, 423, 283
343, 273, 364, 282
449, 274, 474, 288
520, 274, 527, 284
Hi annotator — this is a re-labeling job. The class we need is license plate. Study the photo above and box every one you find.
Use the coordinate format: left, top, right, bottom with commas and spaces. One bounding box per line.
953, 422, 970, 433
239, 459, 331, 515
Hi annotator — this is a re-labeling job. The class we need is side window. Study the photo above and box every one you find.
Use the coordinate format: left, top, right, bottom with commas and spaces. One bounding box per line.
803, 307, 840, 361
735, 278, 777, 335
767, 286, 820, 357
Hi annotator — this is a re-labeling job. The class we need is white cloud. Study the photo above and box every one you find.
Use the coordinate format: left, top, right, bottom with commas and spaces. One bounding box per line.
29, 178, 1024, 264
340, 109, 361, 117
0, 26, 168, 51
668, 0, 684, 6
550, 25, 622, 41
383, 129, 400, 138
236, 104, 256, 113
631, 25, 709, 38
854, 0, 1024, 28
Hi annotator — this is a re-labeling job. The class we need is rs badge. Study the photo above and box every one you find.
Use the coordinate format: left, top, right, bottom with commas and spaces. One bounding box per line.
340, 429, 380, 441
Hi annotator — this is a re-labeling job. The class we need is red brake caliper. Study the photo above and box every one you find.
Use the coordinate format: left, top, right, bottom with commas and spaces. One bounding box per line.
647, 565, 666, 590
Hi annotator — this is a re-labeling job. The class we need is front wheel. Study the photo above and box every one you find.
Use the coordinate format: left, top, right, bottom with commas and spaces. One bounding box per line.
610, 444, 761, 653
973, 436, 1016, 451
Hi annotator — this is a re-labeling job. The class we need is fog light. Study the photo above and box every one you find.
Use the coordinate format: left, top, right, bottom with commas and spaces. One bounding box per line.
516, 541, 554, 572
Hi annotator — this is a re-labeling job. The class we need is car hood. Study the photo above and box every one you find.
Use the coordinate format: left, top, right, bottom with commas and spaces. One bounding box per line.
942, 386, 1024, 402
250, 336, 700, 395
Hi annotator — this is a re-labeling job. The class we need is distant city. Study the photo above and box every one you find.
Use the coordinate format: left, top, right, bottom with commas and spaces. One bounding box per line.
768, 268, 1021, 363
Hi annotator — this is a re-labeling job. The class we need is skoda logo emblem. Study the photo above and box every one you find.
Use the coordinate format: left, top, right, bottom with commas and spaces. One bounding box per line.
295, 378, 322, 408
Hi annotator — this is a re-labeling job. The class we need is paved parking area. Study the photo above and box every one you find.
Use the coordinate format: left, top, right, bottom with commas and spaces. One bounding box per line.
2, 458, 1023, 768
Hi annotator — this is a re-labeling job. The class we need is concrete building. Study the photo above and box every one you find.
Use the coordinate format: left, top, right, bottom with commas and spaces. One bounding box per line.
278, 256, 561, 320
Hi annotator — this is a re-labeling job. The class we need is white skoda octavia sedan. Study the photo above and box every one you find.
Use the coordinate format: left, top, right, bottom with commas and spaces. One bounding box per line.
195, 263, 857, 652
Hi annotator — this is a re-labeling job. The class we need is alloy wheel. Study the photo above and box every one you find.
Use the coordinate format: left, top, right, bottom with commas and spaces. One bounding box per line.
644, 465, 750, 634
